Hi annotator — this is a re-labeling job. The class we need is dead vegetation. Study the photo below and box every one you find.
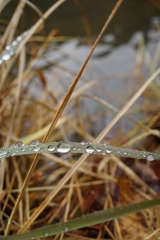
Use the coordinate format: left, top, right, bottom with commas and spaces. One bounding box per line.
0, 0, 160, 239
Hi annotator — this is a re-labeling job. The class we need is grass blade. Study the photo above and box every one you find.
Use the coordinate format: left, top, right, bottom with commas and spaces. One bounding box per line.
1, 197, 160, 240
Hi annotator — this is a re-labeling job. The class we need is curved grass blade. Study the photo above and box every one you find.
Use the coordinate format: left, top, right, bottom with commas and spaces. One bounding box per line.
0, 197, 160, 240
0, 141, 159, 161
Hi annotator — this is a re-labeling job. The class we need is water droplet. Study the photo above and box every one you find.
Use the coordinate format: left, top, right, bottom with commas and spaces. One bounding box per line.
96, 147, 101, 152
0, 58, 3, 64
81, 141, 85, 145
72, 147, 77, 151
2, 53, 11, 61
29, 140, 40, 146
23, 31, 28, 36
43, 232, 49, 237
61, 227, 68, 232
12, 40, 17, 46
0, 150, 8, 158
124, 152, 127, 155
57, 142, 71, 153
106, 149, 112, 154
31, 237, 34, 240
48, 145, 55, 152
77, 147, 81, 150
117, 151, 120, 154
86, 146, 94, 154
14, 141, 24, 148
5, 45, 11, 50
147, 154, 154, 161
33, 146, 41, 152
17, 36, 22, 41
21, 148, 26, 152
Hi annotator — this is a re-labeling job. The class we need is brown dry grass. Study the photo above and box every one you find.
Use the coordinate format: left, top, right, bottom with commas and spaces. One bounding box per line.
0, 0, 160, 239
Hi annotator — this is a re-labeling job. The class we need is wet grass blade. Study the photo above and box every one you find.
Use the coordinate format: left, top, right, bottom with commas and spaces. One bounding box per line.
0, 141, 160, 160
0, 197, 160, 240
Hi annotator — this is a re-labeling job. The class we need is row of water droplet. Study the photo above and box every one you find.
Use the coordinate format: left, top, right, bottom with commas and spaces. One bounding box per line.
30, 226, 69, 239
0, 140, 159, 161
0, 29, 30, 65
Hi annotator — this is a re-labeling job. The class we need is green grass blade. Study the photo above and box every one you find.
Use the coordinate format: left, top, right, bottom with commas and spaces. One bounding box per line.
1, 197, 160, 240
0, 141, 160, 161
